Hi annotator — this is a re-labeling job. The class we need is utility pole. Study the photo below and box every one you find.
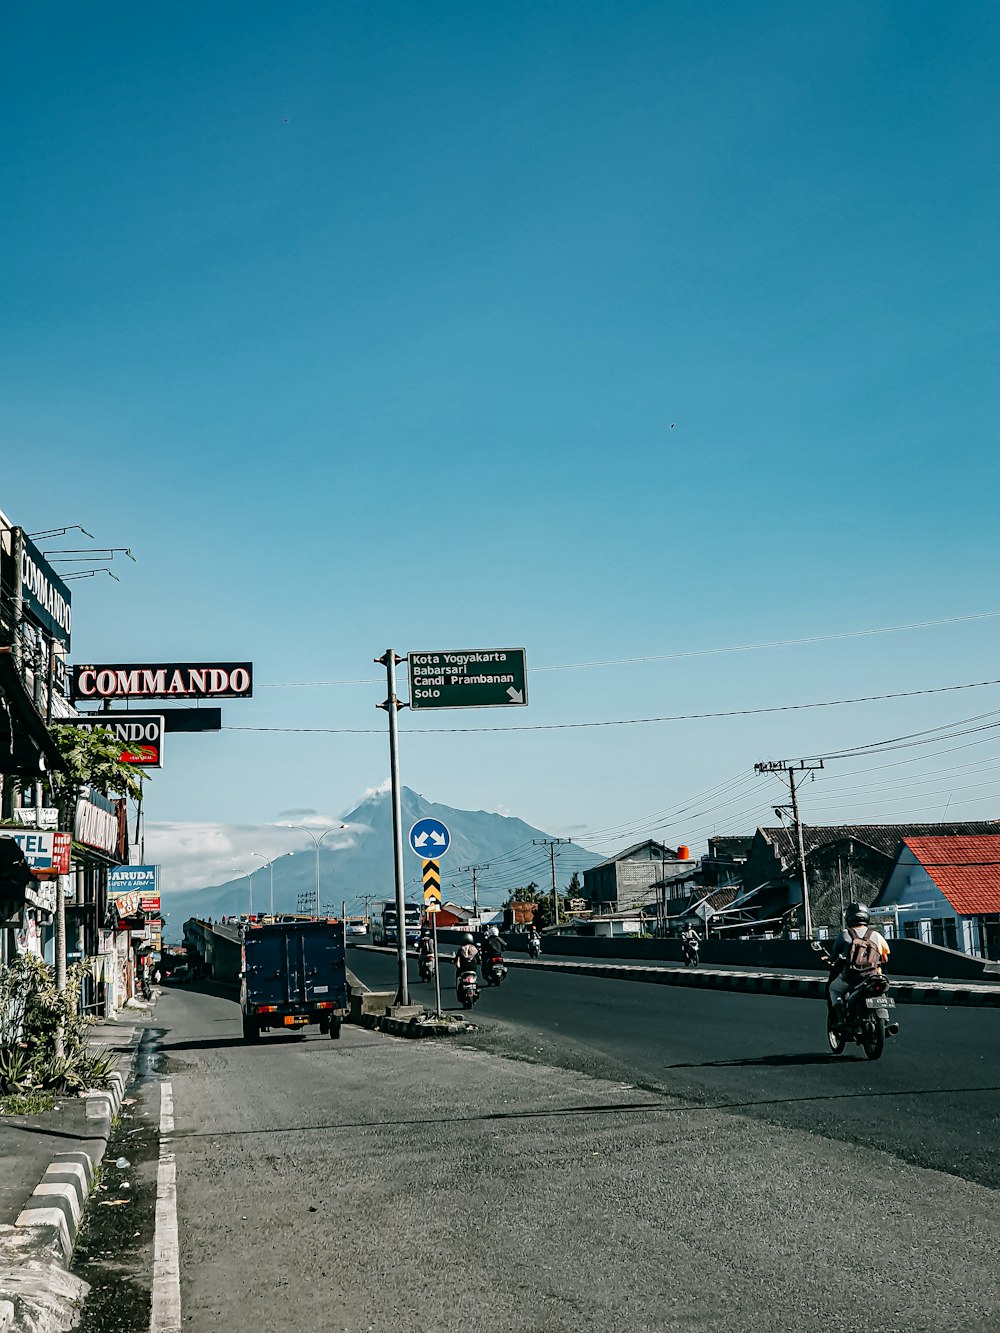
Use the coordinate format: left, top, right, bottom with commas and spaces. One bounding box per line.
376, 649, 409, 1007
534, 838, 571, 927
755, 759, 824, 938
455, 863, 489, 921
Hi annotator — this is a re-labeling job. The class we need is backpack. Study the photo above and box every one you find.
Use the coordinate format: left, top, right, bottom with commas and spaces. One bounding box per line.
843, 927, 881, 984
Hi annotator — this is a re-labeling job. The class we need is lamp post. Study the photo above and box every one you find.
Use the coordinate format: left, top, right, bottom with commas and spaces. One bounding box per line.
251, 851, 294, 917
232, 867, 255, 917
284, 825, 347, 917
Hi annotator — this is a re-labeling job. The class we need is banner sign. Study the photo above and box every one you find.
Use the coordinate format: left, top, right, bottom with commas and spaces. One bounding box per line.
1, 830, 71, 876
19, 534, 73, 649
71, 662, 253, 702
11, 807, 59, 829
111, 890, 142, 920
75, 795, 119, 854
68, 715, 164, 768
108, 865, 157, 895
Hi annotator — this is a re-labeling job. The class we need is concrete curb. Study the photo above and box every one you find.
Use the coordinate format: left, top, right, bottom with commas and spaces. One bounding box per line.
0, 1024, 143, 1330
504, 958, 1000, 1007
13, 1062, 129, 1261
354, 946, 1000, 1007
356, 1012, 476, 1038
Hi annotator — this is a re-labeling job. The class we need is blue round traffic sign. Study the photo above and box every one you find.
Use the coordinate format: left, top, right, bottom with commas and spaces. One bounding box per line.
408, 817, 451, 859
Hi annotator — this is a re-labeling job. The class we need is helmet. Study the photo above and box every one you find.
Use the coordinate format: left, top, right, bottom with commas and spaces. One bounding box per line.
487, 926, 499, 938
462, 933, 474, 944
845, 902, 870, 927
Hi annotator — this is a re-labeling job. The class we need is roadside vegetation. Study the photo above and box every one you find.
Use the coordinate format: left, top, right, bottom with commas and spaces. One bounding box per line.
0, 953, 116, 1104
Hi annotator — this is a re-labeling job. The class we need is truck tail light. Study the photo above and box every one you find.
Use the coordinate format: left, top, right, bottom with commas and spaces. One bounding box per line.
257, 1004, 278, 1014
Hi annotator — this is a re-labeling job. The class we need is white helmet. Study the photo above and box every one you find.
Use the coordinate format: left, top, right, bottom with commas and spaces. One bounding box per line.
487, 925, 499, 937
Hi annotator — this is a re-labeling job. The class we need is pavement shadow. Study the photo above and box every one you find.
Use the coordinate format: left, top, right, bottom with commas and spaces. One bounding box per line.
668, 1052, 853, 1069
161, 1035, 308, 1052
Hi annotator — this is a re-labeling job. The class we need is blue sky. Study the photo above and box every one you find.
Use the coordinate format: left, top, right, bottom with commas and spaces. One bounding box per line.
3, 2, 999, 893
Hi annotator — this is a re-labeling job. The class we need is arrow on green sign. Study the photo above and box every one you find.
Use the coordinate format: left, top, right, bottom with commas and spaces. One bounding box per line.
407, 648, 528, 711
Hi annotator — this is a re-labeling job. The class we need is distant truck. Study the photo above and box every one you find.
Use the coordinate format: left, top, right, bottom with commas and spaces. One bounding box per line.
372, 901, 422, 946
240, 918, 350, 1043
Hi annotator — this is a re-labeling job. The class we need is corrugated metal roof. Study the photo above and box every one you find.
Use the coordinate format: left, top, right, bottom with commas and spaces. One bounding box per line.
757, 821, 1000, 868
901, 836, 1000, 916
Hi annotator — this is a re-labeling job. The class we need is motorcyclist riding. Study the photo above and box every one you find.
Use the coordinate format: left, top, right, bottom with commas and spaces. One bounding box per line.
681, 924, 701, 964
480, 925, 505, 982
526, 925, 542, 958
824, 903, 890, 1025
454, 932, 480, 978
417, 926, 434, 978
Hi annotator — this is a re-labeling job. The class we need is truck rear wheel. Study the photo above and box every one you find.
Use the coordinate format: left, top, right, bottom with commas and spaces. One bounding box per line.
329, 1017, 342, 1040
242, 1015, 261, 1043
319, 1017, 330, 1035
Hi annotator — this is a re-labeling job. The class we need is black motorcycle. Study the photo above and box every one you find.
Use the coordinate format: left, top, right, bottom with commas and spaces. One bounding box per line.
483, 954, 507, 987
418, 951, 435, 982
457, 968, 480, 1010
527, 936, 541, 959
682, 938, 700, 968
812, 942, 900, 1061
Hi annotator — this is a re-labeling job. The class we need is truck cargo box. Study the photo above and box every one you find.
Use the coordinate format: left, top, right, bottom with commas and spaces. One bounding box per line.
240, 919, 350, 1042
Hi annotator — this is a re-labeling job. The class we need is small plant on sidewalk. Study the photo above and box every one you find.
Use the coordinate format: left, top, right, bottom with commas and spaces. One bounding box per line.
0, 954, 116, 1100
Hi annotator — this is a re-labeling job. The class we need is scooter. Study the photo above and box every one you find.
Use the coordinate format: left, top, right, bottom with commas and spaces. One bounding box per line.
418, 951, 436, 982
483, 954, 507, 987
682, 938, 700, 967
811, 941, 900, 1061
457, 968, 480, 1010
527, 935, 541, 959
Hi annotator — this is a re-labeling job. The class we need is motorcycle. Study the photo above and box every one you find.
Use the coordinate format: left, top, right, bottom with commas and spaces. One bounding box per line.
811, 941, 900, 1061
483, 954, 507, 987
527, 935, 541, 959
682, 938, 700, 967
456, 968, 480, 1010
418, 951, 436, 982
140, 977, 152, 1001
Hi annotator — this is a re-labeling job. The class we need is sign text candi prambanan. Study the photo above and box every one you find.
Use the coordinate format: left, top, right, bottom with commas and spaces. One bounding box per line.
71, 662, 253, 702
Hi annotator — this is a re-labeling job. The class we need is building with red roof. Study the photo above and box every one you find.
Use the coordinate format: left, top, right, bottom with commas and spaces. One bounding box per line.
875, 836, 1000, 960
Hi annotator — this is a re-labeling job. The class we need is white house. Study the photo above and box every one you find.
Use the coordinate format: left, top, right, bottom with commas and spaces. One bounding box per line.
875, 835, 1000, 959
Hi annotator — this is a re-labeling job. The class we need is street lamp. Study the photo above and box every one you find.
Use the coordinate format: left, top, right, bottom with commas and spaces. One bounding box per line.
250, 851, 294, 916
232, 866, 255, 917
284, 825, 347, 917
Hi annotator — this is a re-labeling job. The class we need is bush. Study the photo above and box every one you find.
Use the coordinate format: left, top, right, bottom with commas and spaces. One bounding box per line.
0, 955, 115, 1097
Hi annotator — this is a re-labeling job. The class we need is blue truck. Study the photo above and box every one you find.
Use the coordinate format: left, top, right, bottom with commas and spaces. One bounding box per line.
240, 918, 350, 1042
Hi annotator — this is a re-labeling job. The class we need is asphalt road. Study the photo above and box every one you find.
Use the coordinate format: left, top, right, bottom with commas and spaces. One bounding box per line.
102, 979, 1000, 1333
348, 947, 1000, 1190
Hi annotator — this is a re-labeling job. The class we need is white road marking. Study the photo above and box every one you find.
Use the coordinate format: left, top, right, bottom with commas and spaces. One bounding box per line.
150, 1081, 182, 1333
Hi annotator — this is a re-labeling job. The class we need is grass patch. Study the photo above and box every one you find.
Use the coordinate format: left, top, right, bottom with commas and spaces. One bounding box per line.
0, 1089, 57, 1116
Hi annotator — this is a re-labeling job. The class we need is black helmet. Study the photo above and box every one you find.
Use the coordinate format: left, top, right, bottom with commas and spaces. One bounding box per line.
845, 902, 870, 927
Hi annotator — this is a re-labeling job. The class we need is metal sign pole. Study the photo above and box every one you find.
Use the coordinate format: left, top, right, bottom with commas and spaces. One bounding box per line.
377, 649, 409, 1006
431, 912, 442, 1018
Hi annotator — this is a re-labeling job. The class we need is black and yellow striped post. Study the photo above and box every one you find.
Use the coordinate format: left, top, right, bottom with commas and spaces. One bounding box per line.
422, 859, 443, 1016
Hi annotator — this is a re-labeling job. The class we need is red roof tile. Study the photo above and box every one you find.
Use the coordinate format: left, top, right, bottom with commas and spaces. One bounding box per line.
902, 836, 1000, 916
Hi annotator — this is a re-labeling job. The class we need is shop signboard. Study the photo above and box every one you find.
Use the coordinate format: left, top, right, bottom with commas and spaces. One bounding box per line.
71, 662, 253, 702
108, 865, 157, 895
7, 533, 73, 649
11, 808, 59, 829
68, 715, 165, 768
111, 890, 142, 921
75, 792, 120, 855
1, 830, 71, 876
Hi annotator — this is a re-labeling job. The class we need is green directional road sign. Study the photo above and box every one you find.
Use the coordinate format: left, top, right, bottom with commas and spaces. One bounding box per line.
407, 648, 528, 711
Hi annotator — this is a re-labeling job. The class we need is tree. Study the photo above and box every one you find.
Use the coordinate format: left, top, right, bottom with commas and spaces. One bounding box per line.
506, 882, 540, 904
48, 724, 146, 808
567, 872, 582, 898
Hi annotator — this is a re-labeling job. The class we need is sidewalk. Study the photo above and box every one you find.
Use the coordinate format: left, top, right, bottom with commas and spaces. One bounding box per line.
0, 1005, 148, 1331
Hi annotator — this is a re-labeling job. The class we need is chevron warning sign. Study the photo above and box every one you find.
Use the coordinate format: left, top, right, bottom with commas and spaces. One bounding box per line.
422, 859, 441, 912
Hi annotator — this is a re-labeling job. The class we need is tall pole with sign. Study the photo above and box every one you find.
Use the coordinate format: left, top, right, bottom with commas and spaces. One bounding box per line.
377, 650, 409, 1007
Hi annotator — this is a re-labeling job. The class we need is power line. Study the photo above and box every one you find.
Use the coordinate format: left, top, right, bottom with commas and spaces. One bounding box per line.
225, 676, 1000, 736
253, 609, 1000, 688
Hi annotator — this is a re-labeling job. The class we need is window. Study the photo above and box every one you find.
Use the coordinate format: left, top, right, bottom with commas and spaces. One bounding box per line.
903, 920, 920, 940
